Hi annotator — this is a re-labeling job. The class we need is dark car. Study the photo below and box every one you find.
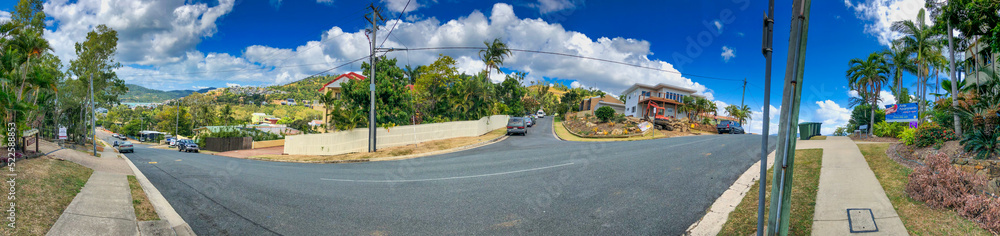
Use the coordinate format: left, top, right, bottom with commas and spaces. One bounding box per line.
717, 120, 745, 134
177, 139, 200, 153
507, 117, 527, 136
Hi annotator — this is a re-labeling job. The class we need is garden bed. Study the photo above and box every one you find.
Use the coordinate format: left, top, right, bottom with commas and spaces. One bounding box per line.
561, 113, 645, 138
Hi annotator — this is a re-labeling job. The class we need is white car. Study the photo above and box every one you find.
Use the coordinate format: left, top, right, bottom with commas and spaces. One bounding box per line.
536, 110, 546, 118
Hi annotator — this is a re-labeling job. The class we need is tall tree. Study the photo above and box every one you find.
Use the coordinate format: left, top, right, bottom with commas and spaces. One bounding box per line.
847, 52, 890, 135
479, 38, 511, 82
892, 8, 939, 125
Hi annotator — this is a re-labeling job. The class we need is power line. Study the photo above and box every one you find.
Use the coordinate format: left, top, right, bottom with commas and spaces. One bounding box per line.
303, 56, 370, 79
382, 46, 744, 82
379, 0, 411, 48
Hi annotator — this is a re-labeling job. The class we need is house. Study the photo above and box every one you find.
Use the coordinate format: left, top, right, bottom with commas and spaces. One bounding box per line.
579, 95, 626, 114
965, 37, 997, 86
318, 72, 367, 99
308, 120, 325, 127
251, 113, 269, 124
264, 117, 280, 124
620, 83, 699, 119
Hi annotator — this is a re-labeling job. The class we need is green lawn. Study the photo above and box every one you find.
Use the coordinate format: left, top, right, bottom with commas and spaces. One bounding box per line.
856, 143, 991, 236
719, 149, 823, 235
0, 157, 93, 236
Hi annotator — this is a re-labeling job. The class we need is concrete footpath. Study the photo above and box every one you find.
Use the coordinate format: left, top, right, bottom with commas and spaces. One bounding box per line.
40, 138, 193, 236
797, 136, 907, 235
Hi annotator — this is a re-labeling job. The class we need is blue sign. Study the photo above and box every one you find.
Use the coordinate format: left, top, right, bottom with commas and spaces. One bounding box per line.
884, 103, 918, 123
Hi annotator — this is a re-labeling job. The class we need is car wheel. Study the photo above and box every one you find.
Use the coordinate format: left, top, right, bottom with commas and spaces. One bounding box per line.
195, 150, 199, 153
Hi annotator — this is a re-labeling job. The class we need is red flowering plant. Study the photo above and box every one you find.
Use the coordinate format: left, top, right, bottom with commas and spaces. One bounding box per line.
913, 122, 957, 147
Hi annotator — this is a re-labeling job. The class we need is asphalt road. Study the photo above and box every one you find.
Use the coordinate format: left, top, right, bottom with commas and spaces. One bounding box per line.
102, 118, 776, 235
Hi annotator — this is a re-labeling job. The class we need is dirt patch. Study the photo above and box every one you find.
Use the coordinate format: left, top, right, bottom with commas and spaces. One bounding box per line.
561, 113, 643, 137
849, 133, 901, 142
250, 129, 507, 162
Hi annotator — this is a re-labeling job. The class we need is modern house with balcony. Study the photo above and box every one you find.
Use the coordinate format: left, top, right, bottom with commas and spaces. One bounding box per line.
621, 83, 698, 119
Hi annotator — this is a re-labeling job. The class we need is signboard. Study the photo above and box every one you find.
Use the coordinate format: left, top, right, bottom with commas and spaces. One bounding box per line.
25, 135, 35, 146
58, 127, 68, 140
638, 121, 652, 132
884, 103, 918, 123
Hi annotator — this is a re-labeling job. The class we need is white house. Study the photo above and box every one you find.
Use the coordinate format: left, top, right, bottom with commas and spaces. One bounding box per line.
621, 83, 699, 119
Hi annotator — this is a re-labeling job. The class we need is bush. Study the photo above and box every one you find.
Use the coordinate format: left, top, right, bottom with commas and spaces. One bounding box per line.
873, 121, 903, 138
594, 106, 615, 122
914, 122, 957, 147
906, 153, 1000, 232
899, 128, 916, 145
960, 126, 1000, 159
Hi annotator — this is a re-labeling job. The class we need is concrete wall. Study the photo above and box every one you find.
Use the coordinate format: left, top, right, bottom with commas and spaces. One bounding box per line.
252, 139, 285, 149
284, 115, 509, 155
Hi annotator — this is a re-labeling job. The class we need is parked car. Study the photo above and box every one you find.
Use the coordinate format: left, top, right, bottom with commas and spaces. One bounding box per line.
507, 117, 527, 136
117, 141, 134, 153
536, 110, 546, 118
524, 115, 534, 127
716, 120, 745, 134
177, 139, 200, 153
113, 140, 120, 147
118, 134, 127, 140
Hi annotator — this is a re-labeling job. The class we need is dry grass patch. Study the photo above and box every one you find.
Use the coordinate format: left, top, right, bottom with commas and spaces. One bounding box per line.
127, 175, 159, 221
719, 149, 822, 235
809, 136, 827, 140
0, 156, 92, 236
254, 128, 507, 162
553, 121, 658, 142
857, 143, 992, 235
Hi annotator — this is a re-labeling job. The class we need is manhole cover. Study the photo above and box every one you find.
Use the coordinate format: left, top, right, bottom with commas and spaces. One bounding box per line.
847, 208, 878, 233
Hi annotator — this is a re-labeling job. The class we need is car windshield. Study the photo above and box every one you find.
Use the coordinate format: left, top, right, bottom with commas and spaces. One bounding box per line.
508, 118, 522, 125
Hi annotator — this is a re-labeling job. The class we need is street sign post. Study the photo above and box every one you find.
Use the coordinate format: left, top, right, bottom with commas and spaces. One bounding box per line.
58, 127, 68, 140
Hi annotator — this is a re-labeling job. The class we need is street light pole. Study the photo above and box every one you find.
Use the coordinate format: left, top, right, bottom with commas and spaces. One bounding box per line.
89, 73, 97, 156
366, 4, 383, 153
757, 1, 775, 235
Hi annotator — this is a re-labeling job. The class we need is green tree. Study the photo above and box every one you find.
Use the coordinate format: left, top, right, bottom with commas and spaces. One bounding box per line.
479, 38, 511, 82
847, 52, 890, 135
594, 106, 615, 122
892, 8, 939, 124
342, 56, 414, 126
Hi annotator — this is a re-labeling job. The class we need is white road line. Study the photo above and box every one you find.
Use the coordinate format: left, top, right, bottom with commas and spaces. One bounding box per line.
320, 162, 575, 183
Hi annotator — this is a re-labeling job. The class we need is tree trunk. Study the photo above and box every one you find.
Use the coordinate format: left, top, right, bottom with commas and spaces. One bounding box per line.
948, 22, 962, 135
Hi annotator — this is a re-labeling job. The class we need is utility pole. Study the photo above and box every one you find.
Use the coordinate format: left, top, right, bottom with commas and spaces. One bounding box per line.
366, 4, 384, 152
89, 73, 97, 156
740, 77, 748, 108
757, 1, 775, 235
175, 100, 180, 139
767, 0, 811, 235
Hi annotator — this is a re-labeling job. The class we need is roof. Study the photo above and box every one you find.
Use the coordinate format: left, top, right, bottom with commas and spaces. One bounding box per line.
318, 72, 366, 92
587, 95, 623, 104
621, 83, 698, 96
596, 101, 626, 107
639, 96, 683, 105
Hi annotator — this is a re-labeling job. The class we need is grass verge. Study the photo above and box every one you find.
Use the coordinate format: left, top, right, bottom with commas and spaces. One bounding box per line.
0, 156, 93, 235
254, 128, 507, 162
856, 143, 991, 235
809, 136, 827, 140
127, 175, 159, 221
719, 149, 823, 235
553, 121, 658, 142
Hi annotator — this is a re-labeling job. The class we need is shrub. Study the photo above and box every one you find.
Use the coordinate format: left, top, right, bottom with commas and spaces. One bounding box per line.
906, 153, 1000, 232
873, 121, 902, 138
595, 106, 615, 122
960, 126, 1000, 159
899, 128, 916, 145
914, 122, 957, 147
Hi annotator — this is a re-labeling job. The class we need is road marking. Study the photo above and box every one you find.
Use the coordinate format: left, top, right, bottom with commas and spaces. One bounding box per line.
148, 162, 157, 164
321, 162, 575, 183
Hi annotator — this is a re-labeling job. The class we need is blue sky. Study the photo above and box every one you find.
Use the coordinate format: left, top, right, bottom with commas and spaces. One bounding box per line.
0, 0, 933, 134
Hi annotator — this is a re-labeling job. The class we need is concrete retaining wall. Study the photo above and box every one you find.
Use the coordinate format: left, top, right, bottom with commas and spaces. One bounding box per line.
252, 139, 285, 149
284, 115, 509, 155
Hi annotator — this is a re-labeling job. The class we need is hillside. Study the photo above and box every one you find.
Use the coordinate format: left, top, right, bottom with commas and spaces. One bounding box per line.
266, 74, 337, 102
122, 84, 216, 103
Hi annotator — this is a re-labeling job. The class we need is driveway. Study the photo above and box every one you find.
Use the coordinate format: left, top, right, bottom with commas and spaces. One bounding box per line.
106, 117, 776, 235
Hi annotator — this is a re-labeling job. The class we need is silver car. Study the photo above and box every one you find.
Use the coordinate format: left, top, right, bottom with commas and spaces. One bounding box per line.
117, 141, 134, 153
507, 117, 527, 136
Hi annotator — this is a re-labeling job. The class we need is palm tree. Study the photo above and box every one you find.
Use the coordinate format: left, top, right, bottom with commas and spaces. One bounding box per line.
319, 91, 336, 132
892, 8, 938, 124
847, 52, 890, 135
882, 45, 913, 100
478, 38, 511, 82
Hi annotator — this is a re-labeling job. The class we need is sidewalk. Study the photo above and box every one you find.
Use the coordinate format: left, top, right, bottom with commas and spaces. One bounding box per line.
797, 136, 906, 235
42, 142, 140, 236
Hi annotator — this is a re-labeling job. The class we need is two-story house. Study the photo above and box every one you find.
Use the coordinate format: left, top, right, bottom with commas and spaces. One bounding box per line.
621, 83, 699, 119
318, 72, 366, 99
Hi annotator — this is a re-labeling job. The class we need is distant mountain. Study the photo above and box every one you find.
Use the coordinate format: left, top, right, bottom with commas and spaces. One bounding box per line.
121, 84, 216, 103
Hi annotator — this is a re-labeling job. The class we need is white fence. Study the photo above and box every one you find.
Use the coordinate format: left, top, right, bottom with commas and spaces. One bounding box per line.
284, 115, 509, 155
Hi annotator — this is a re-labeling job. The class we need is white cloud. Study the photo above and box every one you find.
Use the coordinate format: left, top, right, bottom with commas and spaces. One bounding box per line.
746, 105, 780, 135
845, 0, 929, 46
530, 0, 577, 14
713, 20, 723, 32
317, 0, 334, 4
714, 100, 729, 115
226, 83, 243, 87
193, 86, 208, 89
847, 90, 896, 107
43, 0, 236, 65
270, 0, 282, 9
813, 100, 852, 135
381, 0, 420, 13
0, 10, 10, 22
721, 46, 735, 62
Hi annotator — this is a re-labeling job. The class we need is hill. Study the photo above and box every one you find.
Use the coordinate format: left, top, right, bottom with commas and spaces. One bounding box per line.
122, 84, 216, 103
266, 75, 337, 102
